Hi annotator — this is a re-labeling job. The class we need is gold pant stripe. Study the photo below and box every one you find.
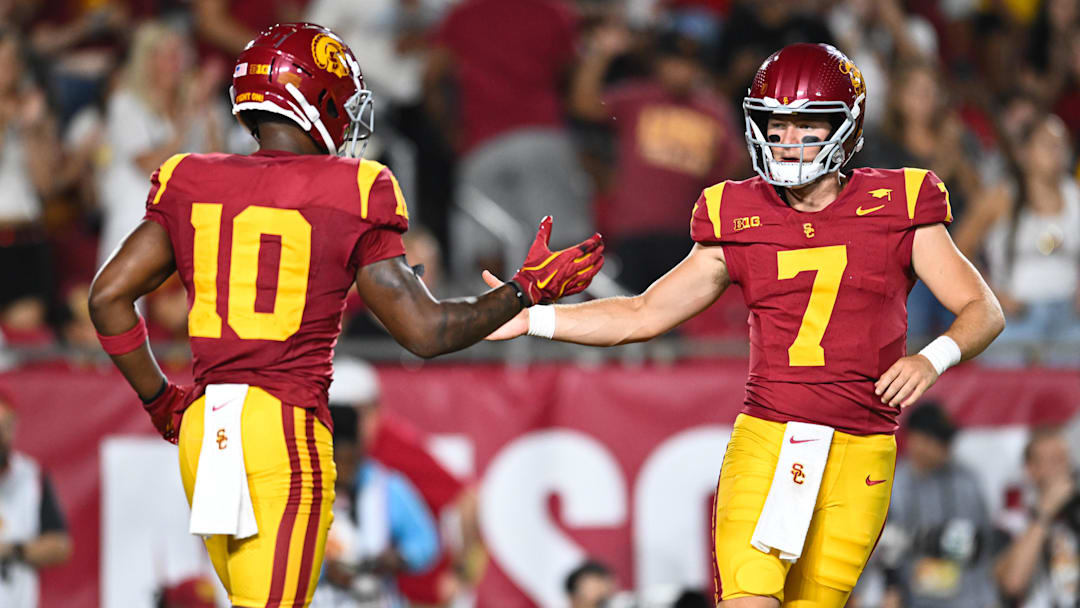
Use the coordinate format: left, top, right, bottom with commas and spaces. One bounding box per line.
178, 387, 336, 608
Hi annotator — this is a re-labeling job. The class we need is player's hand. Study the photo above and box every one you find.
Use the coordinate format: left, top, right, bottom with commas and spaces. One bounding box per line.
511, 216, 604, 306
481, 270, 528, 340
143, 382, 191, 444
875, 354, 939, 409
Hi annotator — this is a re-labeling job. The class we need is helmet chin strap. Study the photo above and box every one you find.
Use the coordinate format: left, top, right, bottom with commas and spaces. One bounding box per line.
285, 82, 337, 155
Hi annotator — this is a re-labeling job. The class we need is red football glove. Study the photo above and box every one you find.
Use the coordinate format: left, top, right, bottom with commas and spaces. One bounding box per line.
511, 216, 604, 306
142, 382, 191, 444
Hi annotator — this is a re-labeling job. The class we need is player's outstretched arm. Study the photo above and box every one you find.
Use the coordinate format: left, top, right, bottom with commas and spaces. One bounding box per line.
358, 218, 605, 358
875, 223, 1005, 408
356, 256, 524, 359
484, 243, 731, 346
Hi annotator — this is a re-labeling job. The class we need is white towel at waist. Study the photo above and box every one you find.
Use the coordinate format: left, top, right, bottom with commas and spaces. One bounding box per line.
750, 421, 834, 562
188, 384, 258, 539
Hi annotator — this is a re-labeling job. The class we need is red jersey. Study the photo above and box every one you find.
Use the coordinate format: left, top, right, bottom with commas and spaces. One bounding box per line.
690, 168, 953, 434
143, 150, 409, 431
602, 81, 741, 239
434, 0, 577, 153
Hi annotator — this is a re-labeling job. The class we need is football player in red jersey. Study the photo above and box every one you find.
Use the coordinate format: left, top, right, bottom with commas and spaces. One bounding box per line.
486, 43, 1004, 607
86, 23, 603, 608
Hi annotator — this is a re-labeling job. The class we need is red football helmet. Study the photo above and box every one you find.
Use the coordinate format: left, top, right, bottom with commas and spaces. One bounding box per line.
231, 22, 373, 156
744, 43, 866, 187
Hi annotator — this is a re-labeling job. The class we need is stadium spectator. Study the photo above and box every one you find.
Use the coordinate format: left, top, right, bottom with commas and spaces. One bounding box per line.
0, 392, 74, 608
876, 402, 994, 608
1050, 34, 1080, 152
570, 22, 742, 292
315, 361, 440, 608
826, 0, 937, 132
995, 427, 1080, 606
713, 1, 835, 111
430, 0, 593, 284
25, 0, 130, 126
192, 0, 307, 70
565, 559, 617, 608
857, 59, 984, 340
306, 0, 457, 249
960, 113, 1080, 365
0, 28, 65, 346
330, 357, 486, 607
96, 20, 224, 266
1024, 0, 1080, 114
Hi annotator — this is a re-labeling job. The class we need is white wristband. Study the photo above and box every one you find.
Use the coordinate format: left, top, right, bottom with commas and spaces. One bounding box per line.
918, 335, 962, 376
526, 305, 556, 339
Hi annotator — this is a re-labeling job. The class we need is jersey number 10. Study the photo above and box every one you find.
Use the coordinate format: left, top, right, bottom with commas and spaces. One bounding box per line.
187, 203, 312, 341
777, 245, 848, 367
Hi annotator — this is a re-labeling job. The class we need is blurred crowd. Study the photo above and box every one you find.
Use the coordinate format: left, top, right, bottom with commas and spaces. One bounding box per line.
850, 401, 1080, 608
0, 0, 1078, 363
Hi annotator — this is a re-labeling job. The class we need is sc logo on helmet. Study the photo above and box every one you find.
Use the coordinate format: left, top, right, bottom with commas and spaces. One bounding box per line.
311, 33, 349, 78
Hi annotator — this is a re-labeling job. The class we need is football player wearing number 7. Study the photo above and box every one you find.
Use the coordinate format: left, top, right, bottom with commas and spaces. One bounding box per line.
485, 43, 1004, 607
86, 23, 603, 608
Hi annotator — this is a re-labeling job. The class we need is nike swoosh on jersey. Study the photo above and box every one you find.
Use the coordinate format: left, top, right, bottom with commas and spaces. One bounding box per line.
865, 475, 887, 486
212, 398, 237, 412
855, 204, 886, 216
788, 437, 819, 444
536, 270, 558, 289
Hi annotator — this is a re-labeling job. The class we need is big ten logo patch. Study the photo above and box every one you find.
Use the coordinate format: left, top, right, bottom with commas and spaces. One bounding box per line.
248, 63, 271, 76
216, 429, 228, 450
733, 216, 761, 232
311, 33, 349, 78
636, 106, 718, 177
803, 222, 815, 238
791, 462, 806, 485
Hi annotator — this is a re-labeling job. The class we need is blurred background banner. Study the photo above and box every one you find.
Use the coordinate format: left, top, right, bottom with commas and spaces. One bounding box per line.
2, 361, 1077, 607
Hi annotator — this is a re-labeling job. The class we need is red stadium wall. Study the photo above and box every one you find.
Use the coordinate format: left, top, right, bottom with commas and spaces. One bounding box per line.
1, 360, 1078, 607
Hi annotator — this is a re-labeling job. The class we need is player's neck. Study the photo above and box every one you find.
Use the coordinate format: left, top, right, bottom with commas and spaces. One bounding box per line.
782, 172, 845, 213
256, 123, 325, 155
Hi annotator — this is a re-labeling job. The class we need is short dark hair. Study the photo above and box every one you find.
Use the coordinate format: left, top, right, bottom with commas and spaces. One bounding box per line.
238, 109, 308, 141
904, 401, 957, 445
564, 559, 612, 596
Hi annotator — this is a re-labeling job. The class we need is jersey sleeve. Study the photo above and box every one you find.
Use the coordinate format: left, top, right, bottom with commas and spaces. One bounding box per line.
690, 181, 728, 245
142, 153, 191, 230
905, 168, 953, 228
351, 161, 410, 267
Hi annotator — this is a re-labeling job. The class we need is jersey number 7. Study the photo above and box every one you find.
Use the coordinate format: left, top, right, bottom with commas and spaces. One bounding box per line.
776, 245, 848, 366
187, 203, 312, 341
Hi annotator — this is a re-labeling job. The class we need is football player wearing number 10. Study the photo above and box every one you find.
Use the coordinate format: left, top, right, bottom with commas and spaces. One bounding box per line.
86, 23, 603, 608
485, 43, 1004, 607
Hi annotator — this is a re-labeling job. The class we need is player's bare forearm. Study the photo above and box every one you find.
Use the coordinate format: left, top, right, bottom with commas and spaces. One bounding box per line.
943, 296, 1005, 361
88, 220, 177, 400
493, 244, 730, 346
550, 295, 654, 346
357, 257, 524, 358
